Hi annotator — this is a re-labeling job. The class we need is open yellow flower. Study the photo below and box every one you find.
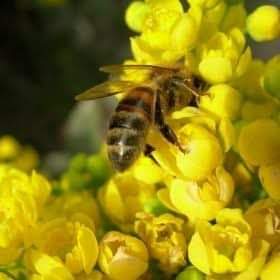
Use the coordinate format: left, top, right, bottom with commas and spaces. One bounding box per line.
188, 208, 252, 275
127, 0, 201, 64
33, 218, 98, 275
98, 231, 148, 280
135, 212, 188, 274
158, 166, 234, 221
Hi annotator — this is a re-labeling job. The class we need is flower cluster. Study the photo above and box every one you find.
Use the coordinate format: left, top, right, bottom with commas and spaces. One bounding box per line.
0, 0, 279, 279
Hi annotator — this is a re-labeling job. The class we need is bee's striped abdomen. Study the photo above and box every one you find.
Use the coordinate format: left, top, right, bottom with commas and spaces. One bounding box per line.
107, 87, 154, 172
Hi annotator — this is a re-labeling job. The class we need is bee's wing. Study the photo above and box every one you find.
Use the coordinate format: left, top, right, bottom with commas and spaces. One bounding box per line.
75, 80, 136, 101
100, 64, 178, 74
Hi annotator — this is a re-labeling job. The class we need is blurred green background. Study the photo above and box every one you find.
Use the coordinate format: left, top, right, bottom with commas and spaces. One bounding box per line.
0, 0, 279, 174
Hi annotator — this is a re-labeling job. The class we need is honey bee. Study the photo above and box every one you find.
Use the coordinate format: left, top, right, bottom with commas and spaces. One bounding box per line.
75, 64, 206, 172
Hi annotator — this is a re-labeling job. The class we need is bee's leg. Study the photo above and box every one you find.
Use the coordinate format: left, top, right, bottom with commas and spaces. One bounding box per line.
144, 144, 159, 164
155, 94, 185, 153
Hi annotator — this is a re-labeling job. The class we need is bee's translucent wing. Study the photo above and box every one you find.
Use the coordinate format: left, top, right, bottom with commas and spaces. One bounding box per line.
99, 64, 178, 74
75, 80, 136, 101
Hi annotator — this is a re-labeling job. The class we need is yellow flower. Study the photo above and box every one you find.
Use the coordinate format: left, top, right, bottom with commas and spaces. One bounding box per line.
43, 191, 100, 231
98, 231, 148, 280
150, 122, 223, 181
130, 156, 165, 185
158, 167, 234, 221
0, 165, 51, 264
188, 208, 253, 275
33, 218, 98, 275
198, 29, 252, 84
135, 212, 188, 274
262, 55, 280, 99
259, 162, 280, 200
0, 135, 20, 160
247, 5, 280, 42
261, 250, 280, 280
238, 119, 280, 166
98, 171, 156, 232
199, 84, 242, 120
25, 249, 74, 280
235, 59, 266, 100
125, 1, 150, 32
221, 4, 247, 32
206, 239, 270, 280
127, 0, 201, 64
245, 199, 280, 249
192, 1, 226, 42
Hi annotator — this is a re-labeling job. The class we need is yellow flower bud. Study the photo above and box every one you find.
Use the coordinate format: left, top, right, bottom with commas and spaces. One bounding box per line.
259, 162, 280, 200
135, 212, 187, 274
160, 166, 234, 221
200, 84, 242, 120
188, 208, 252, 275
238, 119, 280, 166
0, 135, 20, 160
98, 173, 155, 232
247, 5, 280, 42
245, 198, 280, 248
263, 55, 280, 99
98, 231, 148, 280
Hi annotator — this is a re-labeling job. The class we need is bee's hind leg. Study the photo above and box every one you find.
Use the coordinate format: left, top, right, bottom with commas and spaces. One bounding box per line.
144, 144, 159, 164
154, 94, 185, 153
